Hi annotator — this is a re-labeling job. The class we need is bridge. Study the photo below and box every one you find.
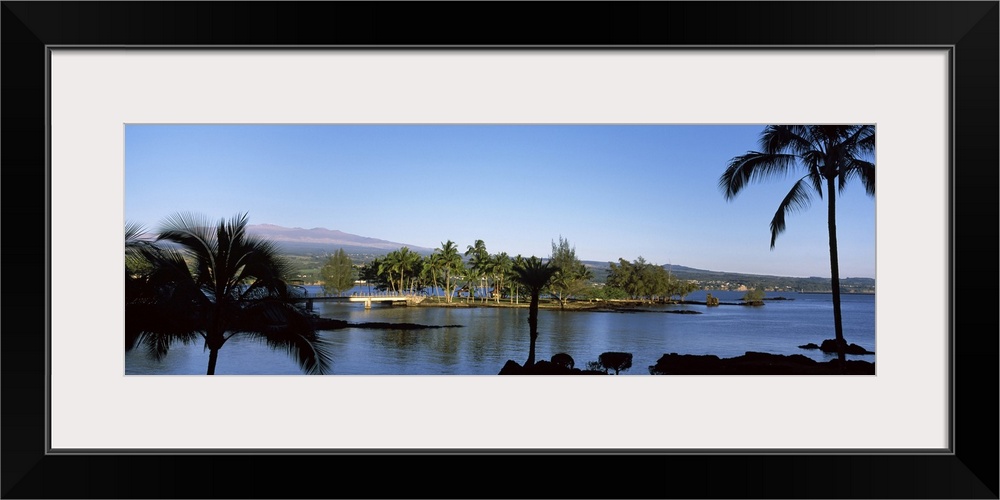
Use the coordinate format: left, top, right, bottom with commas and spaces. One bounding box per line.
297, 294, 426, 310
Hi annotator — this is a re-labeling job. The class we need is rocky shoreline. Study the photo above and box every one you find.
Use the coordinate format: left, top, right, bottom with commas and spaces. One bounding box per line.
499, 351, 875, 375
798, 339, 874, 355
647, 351, 875, 375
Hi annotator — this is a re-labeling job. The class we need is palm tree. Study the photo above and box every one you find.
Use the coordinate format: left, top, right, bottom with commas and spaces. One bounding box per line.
489, 252, 512, 303
434, 240, 463, 303
719, 125, 875, 366
465, 239, 489, 301
125, 212, 333, 375
378, 252, 399, 294
511, 256, 559, 367
422, 252, 443, 298
460, 262, 479, 304
384, 247, 420, 295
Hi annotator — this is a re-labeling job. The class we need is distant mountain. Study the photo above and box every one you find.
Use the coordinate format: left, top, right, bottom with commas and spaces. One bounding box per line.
237, 225, 873, 291
246, 224, 434, 255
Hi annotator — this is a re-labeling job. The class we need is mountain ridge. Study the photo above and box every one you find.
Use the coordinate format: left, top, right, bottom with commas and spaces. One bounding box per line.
247, 224, 874, 290
246, 223, 435, 254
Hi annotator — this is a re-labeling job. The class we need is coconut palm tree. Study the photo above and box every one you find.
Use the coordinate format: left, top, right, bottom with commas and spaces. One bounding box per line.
434, 240, 463, 303
125, 212, 333, 375
719, 125, 875, 366
382, 247, 420, 295
465, 239, 489, 301
489, 252, 513, 303
421, 252, 443, 298
511, 256, 559, 367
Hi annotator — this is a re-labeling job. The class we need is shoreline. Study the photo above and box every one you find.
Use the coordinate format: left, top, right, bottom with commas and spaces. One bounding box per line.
409, 297, 759, 311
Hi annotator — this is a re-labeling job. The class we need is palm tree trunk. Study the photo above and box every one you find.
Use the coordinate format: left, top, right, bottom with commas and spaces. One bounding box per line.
206, 347, 220, 375
526, 292, 539, 366
826, 176, 847, 368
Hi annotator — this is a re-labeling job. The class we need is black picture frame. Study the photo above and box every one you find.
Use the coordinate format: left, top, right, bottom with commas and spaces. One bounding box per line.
2, 2, 996, 498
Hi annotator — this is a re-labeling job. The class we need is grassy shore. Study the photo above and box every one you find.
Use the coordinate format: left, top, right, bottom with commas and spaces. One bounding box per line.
413, 296, 723, 311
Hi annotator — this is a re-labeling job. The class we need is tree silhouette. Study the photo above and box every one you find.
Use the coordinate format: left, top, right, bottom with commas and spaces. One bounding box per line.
125, 212, 333, 375
598, 352, 633, 375
719, 125, 875, 367
511, 256, 559, 367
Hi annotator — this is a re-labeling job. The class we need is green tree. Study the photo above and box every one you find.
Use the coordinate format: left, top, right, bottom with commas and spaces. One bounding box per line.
720, 125, 875, 366
407, 256, 425, 294
320, 248, 356, 296
489, 252, 513, 303
742, 288, 765, 305
125, 213, 333, 375
511, 256, 558, 367
510, 254, 527, 304
359, 258, 388, 293
606, 256, 673, 301
434, 240, 463, 303
383, 247, 420, 295
422, 252, 443, 297
548, 236, 592, 309
460, 261, 479, 304
677, 280, 700, 302
465, 239, 489, 301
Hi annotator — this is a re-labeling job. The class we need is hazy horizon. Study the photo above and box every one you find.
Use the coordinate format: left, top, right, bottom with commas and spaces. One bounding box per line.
125, 124, 876, 279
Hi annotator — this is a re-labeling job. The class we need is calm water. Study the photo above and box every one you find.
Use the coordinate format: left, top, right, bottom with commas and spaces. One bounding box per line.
125, 288, 876, 375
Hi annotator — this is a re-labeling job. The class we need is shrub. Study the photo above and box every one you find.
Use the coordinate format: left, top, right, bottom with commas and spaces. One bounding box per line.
742, 288, 765, 306
598, 352, 633, 375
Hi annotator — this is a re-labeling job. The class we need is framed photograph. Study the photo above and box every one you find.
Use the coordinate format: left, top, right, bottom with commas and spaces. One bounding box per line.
3, 2, 996, 498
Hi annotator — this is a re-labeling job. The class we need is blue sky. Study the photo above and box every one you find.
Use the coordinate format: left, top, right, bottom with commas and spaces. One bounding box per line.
125, 124, 876, 278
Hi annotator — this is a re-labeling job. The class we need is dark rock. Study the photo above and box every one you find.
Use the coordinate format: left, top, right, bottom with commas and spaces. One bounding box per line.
649, 351, 875, 375
648, 353, 724, 375
526, 360, 573, 375
819, 339, 843, 352
550, 353, 575, 369
499, 360, 524, 375
311, 317, 349, 329
499, 359, 605, 375
819, 338, 874, 355
845, 343, 875, 355
798, 343, 821, 350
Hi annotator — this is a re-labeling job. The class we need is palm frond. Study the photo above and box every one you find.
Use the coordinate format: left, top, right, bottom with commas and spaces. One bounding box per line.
127, 326, 201, 361
511, 256, 558, 291
128, 212, 335, 374
854, 125, 876, 156
769, 176, 816, 249
157, 212, 218, 280
807, 166, 824, 199
759, 125, 815, 155
719, 152, 799, 200
243, 330, 334, 375
125, 221, 148, 246
237, 301, 333, 374
839, 159, 876, 196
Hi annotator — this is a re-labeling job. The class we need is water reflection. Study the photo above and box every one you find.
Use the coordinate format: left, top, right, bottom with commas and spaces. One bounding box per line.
126, 291, 875, 375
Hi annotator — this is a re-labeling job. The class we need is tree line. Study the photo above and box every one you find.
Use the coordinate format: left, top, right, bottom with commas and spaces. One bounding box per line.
317, 237, 700, 306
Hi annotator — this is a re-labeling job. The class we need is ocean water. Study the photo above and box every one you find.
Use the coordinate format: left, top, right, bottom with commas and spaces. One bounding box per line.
125, 289, 875, 375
